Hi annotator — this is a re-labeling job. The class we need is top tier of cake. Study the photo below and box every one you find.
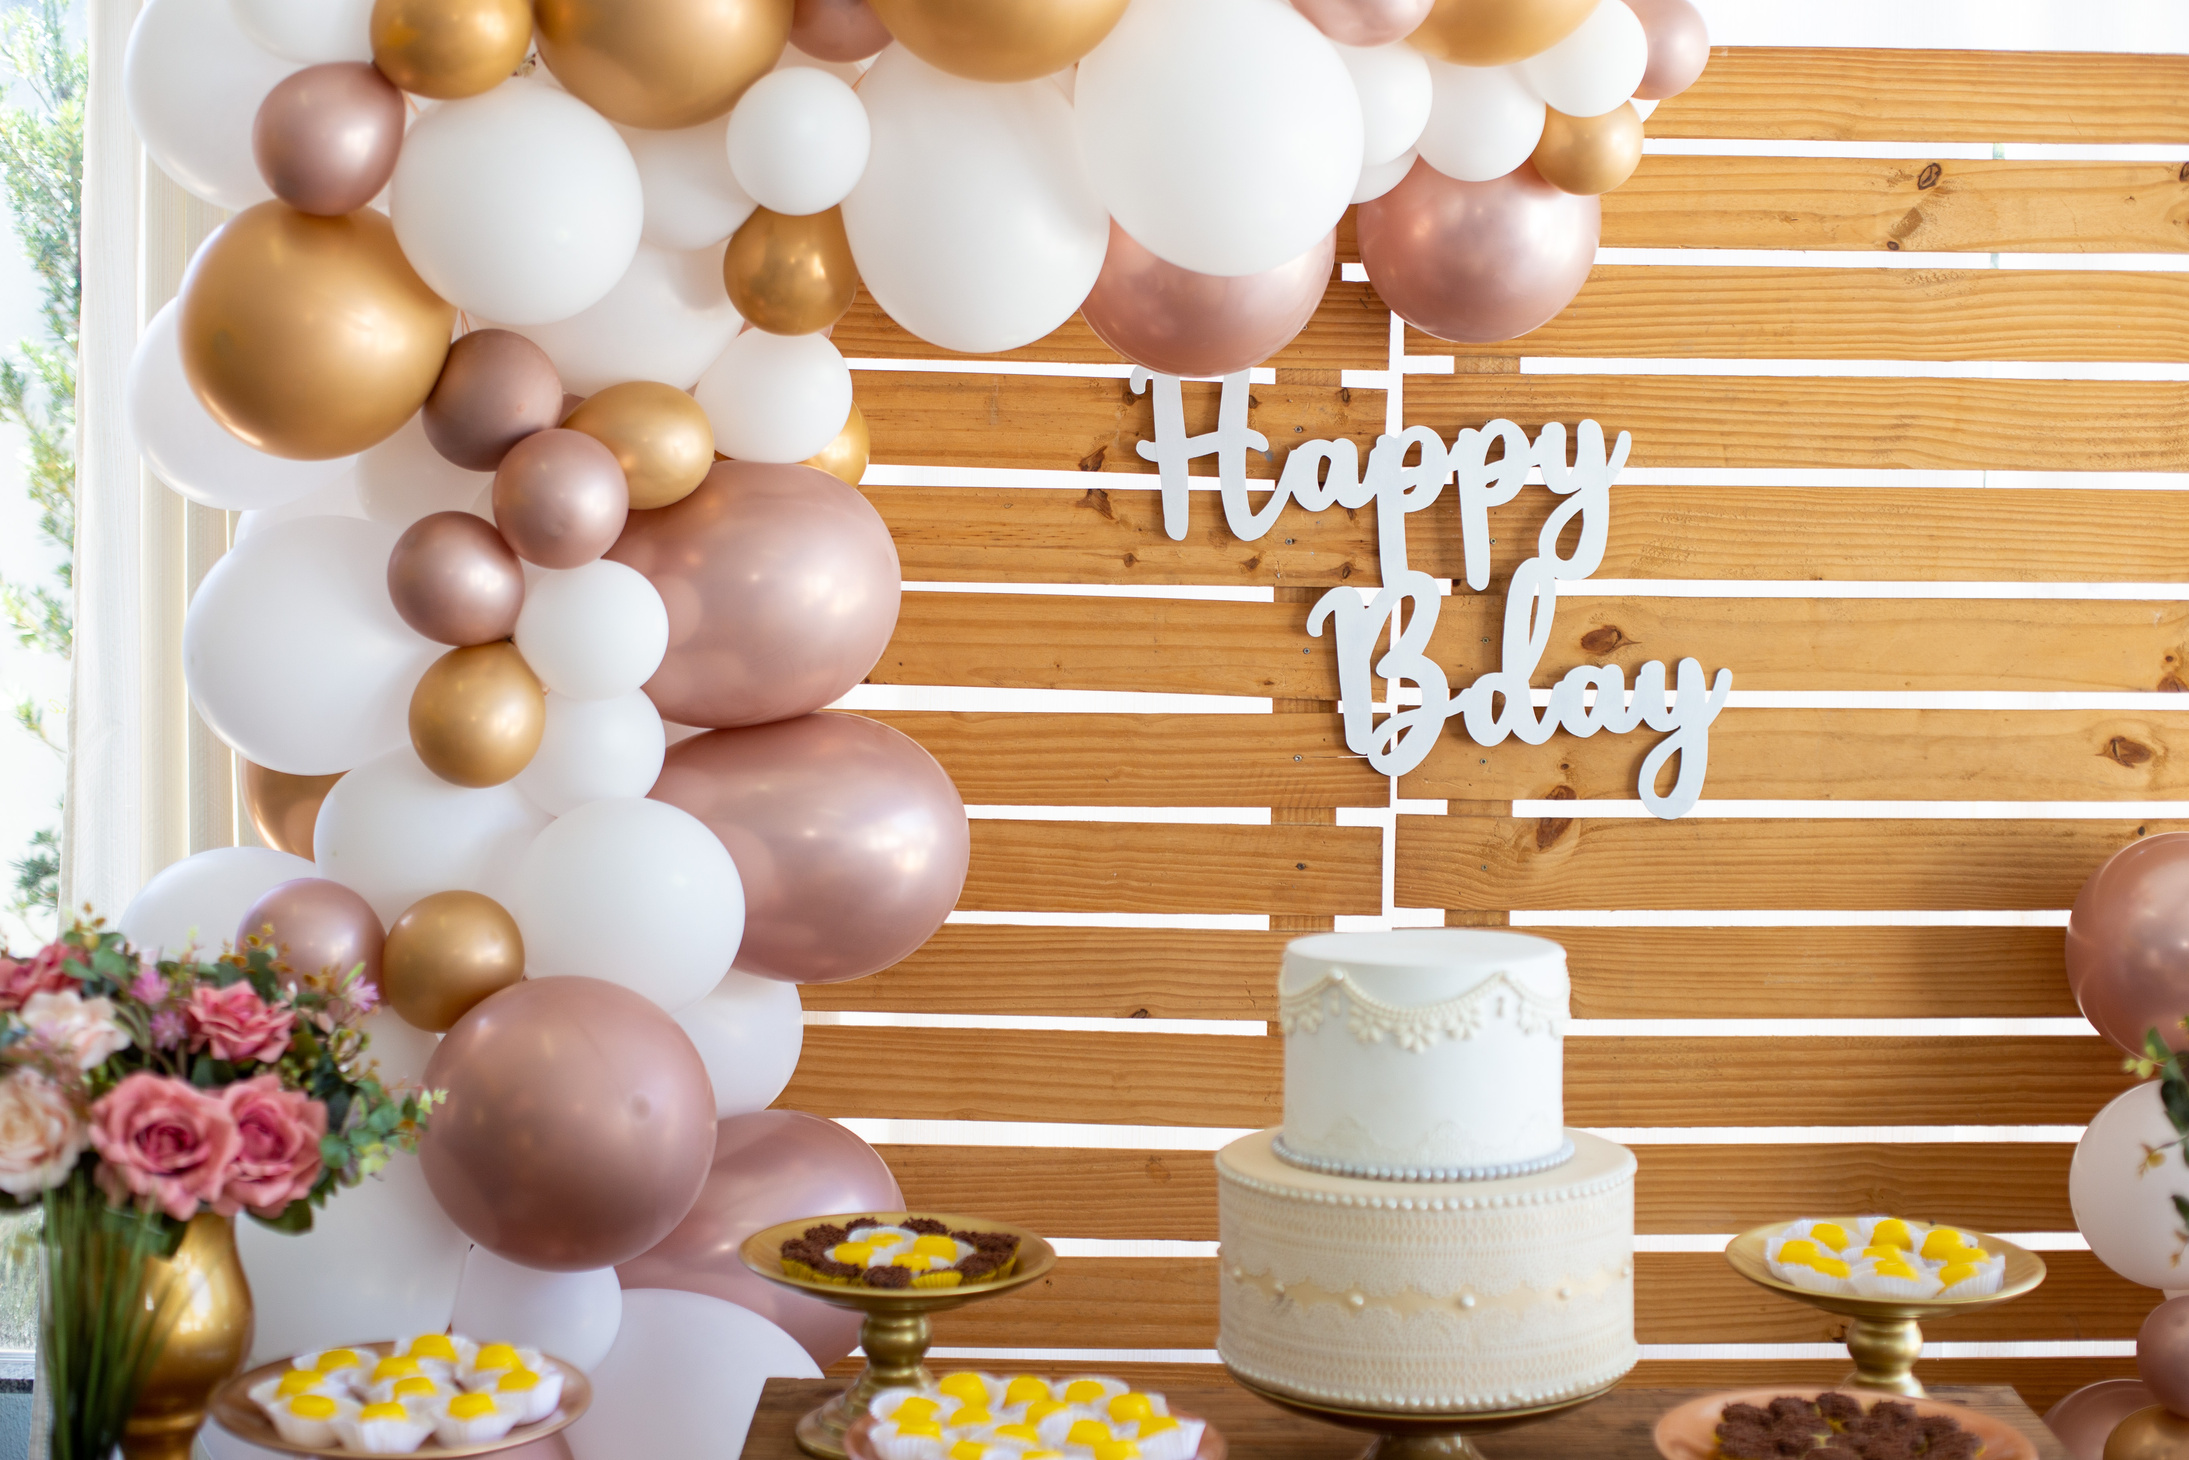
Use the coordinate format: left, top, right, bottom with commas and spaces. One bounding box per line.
1277, 929, 1570, 1181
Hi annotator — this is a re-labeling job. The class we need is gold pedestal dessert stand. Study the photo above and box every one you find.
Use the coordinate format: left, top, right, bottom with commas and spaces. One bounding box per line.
740, 1211, 1058, 1460
1227, 1369, 1622, 1460
1724, 1223, 2047, 1397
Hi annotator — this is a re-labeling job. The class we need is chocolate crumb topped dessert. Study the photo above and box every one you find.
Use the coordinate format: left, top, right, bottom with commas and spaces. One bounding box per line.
780, 1217, 1024, 1290
1715, 1396, 1983, 1460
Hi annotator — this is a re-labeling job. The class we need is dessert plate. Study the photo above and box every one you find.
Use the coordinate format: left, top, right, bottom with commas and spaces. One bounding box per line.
208, 1343, 591, 1458
1653, 1387, 2038, 1460
845, 1410, 1228, 1460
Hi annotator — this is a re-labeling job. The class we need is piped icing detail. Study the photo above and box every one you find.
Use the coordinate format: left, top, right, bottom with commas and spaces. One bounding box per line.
1279, 969, 1567, 1049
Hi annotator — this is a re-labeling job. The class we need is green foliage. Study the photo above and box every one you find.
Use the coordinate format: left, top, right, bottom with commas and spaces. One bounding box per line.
41, 1174, 177, 1460
8, 823, 55, 922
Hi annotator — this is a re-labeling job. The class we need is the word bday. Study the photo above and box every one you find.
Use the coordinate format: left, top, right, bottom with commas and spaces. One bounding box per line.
1131, 369, 1732, 819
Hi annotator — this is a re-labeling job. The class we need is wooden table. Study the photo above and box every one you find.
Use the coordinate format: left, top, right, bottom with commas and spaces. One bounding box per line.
743, 1380, 2070, 1460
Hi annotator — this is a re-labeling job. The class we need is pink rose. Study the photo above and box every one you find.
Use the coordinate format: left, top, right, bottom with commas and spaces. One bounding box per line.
0, 1070, 86, 1198
185, 982, 295, 1065
0, 943, 77, 1011
89, 1074, 239, 1221
215, 1077, 325, 1217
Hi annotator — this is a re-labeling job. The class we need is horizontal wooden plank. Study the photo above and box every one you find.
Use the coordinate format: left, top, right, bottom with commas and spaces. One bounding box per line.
963, 820, 1380, 915
783, 1027, 2132, 1127
800, 925, 2077, 1020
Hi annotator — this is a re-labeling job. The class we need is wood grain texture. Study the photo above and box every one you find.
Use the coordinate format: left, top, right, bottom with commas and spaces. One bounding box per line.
962, 820, 1380, 914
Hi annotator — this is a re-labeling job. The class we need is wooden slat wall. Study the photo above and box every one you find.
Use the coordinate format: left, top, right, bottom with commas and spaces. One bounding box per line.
785, 47, 2186, 1403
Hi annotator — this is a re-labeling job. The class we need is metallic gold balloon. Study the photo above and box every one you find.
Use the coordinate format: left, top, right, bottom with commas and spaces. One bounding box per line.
801, 400, 868, 486
563, 382, 715, 510
370, 0, 535, 100
408, 641, 546, 788
2105, 1407, 2189, 1460
533, 0, 793, 130
179, 202, 455, 460
1531, 102, 1644, 196
722, 206, 858, 337
383, 889, 526, 1032
865, 0, 1128, 82
1407, 0, 1596, 65
241, 762, 344, 857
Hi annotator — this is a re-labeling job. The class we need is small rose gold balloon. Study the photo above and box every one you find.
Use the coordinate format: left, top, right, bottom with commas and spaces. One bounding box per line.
424, 329, 566, 471
791, 0, 891, 60
383, 889, 526, 1033
252, 63, 407, 216
493, 429, 630, 568
1625, 0, 1709, 100
237, 877, 385, 993
388, 510, 527, 645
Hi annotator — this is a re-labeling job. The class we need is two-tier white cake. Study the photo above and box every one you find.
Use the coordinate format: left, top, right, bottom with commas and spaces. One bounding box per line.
1216, 929, 1637, 1413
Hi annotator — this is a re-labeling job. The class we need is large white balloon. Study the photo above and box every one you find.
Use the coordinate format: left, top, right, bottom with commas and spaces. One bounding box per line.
354, 413, 493, 529
184, 516, 437, 775
234, 471, 368, 543
725, 67, 871, 217
2071, 1081, 2189, 1291
1353, 148, 1417, 203
1335, 40, 1432, 166
1075, 0, 1361, 278
566, 1290, 819, 1460
452, 1248, 624, 1373
675, 971, 803, 1119
504, 244, 744, 396
516, 690, 667, 816
840, 47, 1105, 354
1519, 0, 1648, 119
313, 747, 552, 924
391, 81, 644, 326
624, 119, 757, 252
229, 0, 372, 62
125, 0, 295, 210
513, 561, 669, 702
1417, 61, 1548, 183
119, 846, 316, 958
512, 798, 744, 1011
361, 1007, 439, 1085
692, 330, 852, 464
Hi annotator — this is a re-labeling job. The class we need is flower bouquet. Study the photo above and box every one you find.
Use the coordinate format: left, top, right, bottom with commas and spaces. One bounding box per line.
0, 920, 438, 1460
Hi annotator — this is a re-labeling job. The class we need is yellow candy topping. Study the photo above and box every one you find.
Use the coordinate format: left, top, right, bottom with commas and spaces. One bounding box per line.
1026, 1400, 1070, 1423
314, 1350, 360, 1372
1870, 1219, 1914, 1250
1092, 1444, 1141, 1460
1109, 1394, 1155, 1423
897, 1420, 944, 1439
448, 1394, 497, 1421
370, 1356, 420, 1383
359, 1403, 408, 1422
392, 1376, 437, 1399
288, 1395, 339, 1420
1809, 1223, 1850, 1251
1869, 1258, 1919, 1281
277, 1370, 324, 1396
1814, 1258, 1851, 1278
912, 1234, 960, 1260
950, 1443, 989, 1460
1776, 1240, 1821, 1266
1027, 1454, 1063, 1460
1004, 1377, 1051, 1408
950, 1406, 992, 1427
940, 1373, 989, 1404
832, 1242, 876, 1265
474, 1344, 521, 1372
1064, 1381, 1108, 1405
498, 1370, 541, 1393
997, 1424, 1043, 1443
895, 1398, 941, 1423
407, 1335, 458, 1362
892, 1253, 936, 1270
1138, 1417, 1181, 1438
1919, 1230, 1973, 1261
1068, 1420, 1115, 1445
1938, 1262, 1983, 1289
1859, 1245, 1901, 1260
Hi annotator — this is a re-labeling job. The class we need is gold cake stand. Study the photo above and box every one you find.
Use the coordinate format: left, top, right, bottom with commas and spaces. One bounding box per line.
1228, 1369, 1622, 1460
740, 1211, 1057, 1460
1724, 1222, 2047, 1397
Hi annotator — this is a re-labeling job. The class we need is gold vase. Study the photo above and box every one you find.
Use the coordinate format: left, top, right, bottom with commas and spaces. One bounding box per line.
123, 1212, 255, 1460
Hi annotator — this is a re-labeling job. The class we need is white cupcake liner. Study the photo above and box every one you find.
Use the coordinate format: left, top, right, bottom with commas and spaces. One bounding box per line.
1134, 1419, 1206, 1460
1934, 1256, 2006, 1298
868, 1430, 949, 1460
493, 1367, 565, 1424
267, 1395, 357, 1449
333, 1410, 436, 1455
1853, 1216, 1927, 1251
428, 1397, 521, 1448
1849, 1262, 1945, 1300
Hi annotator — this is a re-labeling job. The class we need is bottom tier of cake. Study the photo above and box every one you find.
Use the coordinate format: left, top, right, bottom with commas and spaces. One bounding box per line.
1216, 1127, 1637, 1413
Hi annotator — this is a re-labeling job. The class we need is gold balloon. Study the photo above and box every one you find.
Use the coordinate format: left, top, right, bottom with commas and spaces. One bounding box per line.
866, 0, 1128, 82
370, 0, 535, 99
802, 400, 869, 486
1531, 102, 1644, 196
722, 206, 859, 337
179, 203, 454, 460
1408, 0, 1596, 65
2106, 1408, 2189, 1460
383, 890, 525, 1032
533, 0, 792, 129
241, 762, 344, 857
563, 382, 715, 510
408, 641, 546, 788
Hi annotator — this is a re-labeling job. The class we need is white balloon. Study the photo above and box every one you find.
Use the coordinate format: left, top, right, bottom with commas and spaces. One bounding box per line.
2071, 1081, 2189, 1290
840, 47, 1105, 354
452, 1248, 624, 1373
1075, 0, 1361, 278
725, 67, 871, 217
234, 472, 368, 543
229, 0, 372, 62
692, 330, 852, 464
184, 517, 437, 775
130, 301, 356, 511
1519, 0, 1648, 120
513, 561, 669, 702
391, 81, 644, 326
504, 244, 743, 396
125, 0, 296, 210
355, 412, 493, 529
1416, 60, 1547, 183
1353, 148, 1417, 203
566, 1290, 819, 1460
516, 690, 667, 816
675, 971, 803, 1118
237, 1152, 470, 1365
1334, 40, 1431, 166
119, 846, 316, 958
313, 747, 552, 924
623, 119, 757, 251
360, 1007, 438, 1085
513, 798, 744, 1011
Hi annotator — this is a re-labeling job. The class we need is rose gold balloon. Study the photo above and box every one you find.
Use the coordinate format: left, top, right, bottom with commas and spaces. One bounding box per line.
790, 0, 891, 60
408, 641, 547, 787
421, 976, 717, 1270
651, 713, 967, 983
617, 1109, 901, 1367
2106, 1409, 2189, 1460
252, 63, 406, 216
424, 330, 565, 471
371, 0, 535, 100
237, 877, 385, 992
1531, 103, 1643, 196
2070, 832, 2189, 1054
534, 0, 791, 129
1082, 221, 1332, 379
562, 382, 715, 510
492, 428, 630, 568
388, 511, 526, 646
1358, 159, 1598, 344
241, 762, 344, 858
1408, 0, 1596, 64
1625, 0, 1709, 99
2140, 1299, 2189, 1416
606, 461, 899, 728
801, 401, 868, 487
1290, 0, 1432, 46
2055, 1385, 2164, 1460
723, 206, 859, 337
865, 0, 1126, 81
383, 889, 525, 1032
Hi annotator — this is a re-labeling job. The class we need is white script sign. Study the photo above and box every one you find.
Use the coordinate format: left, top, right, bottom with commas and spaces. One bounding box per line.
1131, 369, 1732, 820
